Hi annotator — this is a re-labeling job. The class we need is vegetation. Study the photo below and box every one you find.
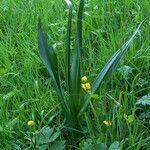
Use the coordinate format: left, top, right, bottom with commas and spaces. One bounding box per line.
0, 0, 149, 149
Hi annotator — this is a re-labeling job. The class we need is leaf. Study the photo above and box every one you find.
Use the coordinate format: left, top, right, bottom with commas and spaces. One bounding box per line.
70, 0, 85, 114
92, 20, 145, 93
38, 22, 59, 91
65, 0, 72, 93
49, 131, 60, 142
38, 127, 54, 144
136, 94, 150, 106
38, 21, 67, 111
108, 141, 120, 150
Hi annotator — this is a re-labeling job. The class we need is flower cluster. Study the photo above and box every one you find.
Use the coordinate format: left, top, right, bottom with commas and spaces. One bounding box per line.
81, 76, 91, 92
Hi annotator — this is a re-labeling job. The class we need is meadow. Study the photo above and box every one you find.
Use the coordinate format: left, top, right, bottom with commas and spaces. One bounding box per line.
0, 0, 150, 149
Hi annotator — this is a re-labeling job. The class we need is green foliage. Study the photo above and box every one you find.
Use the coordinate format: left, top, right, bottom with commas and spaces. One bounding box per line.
38, 0, 145, 133
25, 126, 65, 150
38, 21, 67, 112
0, 0, 150, 149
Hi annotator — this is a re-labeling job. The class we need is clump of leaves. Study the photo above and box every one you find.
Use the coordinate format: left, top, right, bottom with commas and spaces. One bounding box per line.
38, 0, 145, 144
25, 126, 65, 150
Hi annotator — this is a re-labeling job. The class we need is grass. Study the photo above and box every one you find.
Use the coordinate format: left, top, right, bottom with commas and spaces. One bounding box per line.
0, 0, 150, 149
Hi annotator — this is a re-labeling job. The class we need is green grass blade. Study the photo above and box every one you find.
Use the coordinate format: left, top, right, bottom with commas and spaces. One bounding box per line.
92, 21, 145, 94
38, 21, 67, 110
65, 0, 72, 93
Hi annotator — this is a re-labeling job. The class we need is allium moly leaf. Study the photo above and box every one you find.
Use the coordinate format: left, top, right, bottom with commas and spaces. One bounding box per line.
92, 20, 145, 93
65, 0, 72, 93
70, 0, 84, 114
38, 21, 60, 93
38, 21, 67, 111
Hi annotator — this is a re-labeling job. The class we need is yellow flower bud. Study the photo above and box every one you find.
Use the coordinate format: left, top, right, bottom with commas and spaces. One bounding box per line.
27, 120, 35, 127
103, 120, 112, 126
81, 76, 88, 82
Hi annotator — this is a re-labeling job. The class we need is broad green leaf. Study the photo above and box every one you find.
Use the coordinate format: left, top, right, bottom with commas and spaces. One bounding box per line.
92, 20, 145, 93
38, 127, 54, 144
49, 131, 60, 142
76, 0, 84, 55
136, 94, 150, 106
38, 21, 67, 111
108, 141, 120, 150
38, 22, 59, 87
65, 0, 72, 93
70, 0, 84, 114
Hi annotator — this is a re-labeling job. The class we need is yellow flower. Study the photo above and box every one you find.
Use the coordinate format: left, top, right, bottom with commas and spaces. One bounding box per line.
81, 76, 88, 83
81, 83, 86, 91
85, 82, 91, 90
27, 120, 35, 127
81, 82, 91, 91
103, 120, 112, 126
